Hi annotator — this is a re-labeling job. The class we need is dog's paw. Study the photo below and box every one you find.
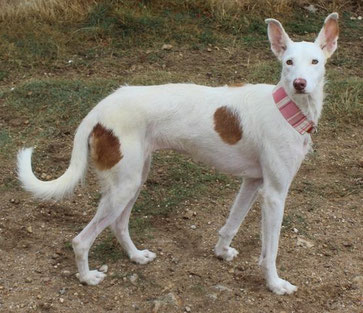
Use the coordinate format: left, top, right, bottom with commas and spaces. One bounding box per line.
215, 246, 239, 261
130, 249, 156, 265
77, 270, 106, 286
267, 278, 297, 295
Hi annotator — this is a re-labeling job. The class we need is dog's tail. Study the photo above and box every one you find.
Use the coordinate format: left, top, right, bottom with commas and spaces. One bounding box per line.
17, 115, 97, 201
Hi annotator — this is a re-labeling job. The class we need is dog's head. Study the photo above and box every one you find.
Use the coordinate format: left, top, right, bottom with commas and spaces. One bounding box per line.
265, 13, 339, 96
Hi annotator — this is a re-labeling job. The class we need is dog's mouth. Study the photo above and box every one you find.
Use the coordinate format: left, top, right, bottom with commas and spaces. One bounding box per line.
295, 90, 306, 94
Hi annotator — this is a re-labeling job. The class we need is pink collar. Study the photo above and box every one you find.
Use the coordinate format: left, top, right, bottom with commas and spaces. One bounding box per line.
273, 85, 316, 135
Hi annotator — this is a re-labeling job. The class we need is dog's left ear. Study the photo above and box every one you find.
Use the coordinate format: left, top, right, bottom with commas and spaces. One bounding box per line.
265, 18, 293, 60
315, 13, 339, 58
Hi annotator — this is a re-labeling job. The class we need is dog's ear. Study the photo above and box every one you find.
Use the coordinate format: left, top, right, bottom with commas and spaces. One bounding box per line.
315, 13, 339, 58
265, 18, 293, 60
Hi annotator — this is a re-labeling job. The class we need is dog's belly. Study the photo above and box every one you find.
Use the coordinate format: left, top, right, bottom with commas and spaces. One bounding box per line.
153, 137, 262, 178
189, 146, 262, 178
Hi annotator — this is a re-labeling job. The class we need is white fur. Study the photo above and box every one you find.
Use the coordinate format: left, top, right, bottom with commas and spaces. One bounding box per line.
17, 14, 339, 294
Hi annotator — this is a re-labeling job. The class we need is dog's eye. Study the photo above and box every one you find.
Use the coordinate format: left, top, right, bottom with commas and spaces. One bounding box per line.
312, 59, 319, 65
286, 60, 293, 65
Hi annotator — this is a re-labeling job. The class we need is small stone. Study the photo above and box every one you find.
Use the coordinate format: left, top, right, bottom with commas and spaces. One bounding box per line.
183, 210, 194, 219
352, 276, 363, 289
59, 287, 66, 295
190, 225, 197, 230
214, 284, 232, 292
59, 298, 64, 303
152, 301, 162, 313
297, 237, 314, 248
293, 227, 298, 233
207, 293, 218, 300
165, 292, 181, 306
162, 44, 173, 51
10, 198, 20, 205
25, 277, 32, 283
153, 292, 181, 310
26, 226, 33, 233
37, 295, 42, 299
62, 270, 71, 277
129, 273, 138, 285
207, 47, 212, 52
40, 303, 51, 310
185, 306, 191, 312
304, 4, 318, 13
99, 264, 108, 273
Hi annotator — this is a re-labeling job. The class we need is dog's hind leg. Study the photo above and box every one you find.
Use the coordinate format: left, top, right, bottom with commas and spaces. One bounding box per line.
215, 178, 262, 261
72, 140, 145, 285
110, 155, 156, 264
72, 196, 114, 285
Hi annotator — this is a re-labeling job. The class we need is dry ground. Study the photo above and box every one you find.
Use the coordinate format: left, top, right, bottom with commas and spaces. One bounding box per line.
0, 2, 362, 313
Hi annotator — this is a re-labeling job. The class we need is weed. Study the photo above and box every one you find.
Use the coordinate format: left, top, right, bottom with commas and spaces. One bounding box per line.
189, 283, 206, 296
64, 241, 73, 250
323, 75, 363, 125
133, 152, 237, 217
129, 216, 153, 238
0, 129, 11, 152
92, 231, 126, 263
246, 61, 280, 84
198, 30, 217, 45
282, 213, 307, 235
0, 71, 8, 81
84, 2, 117, 31
2, 79, 118, 126
285, 13, 322, 36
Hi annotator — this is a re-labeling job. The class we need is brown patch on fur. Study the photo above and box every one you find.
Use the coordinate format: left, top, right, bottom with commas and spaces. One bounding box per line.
228, 82, 245, 88
89, 123, 122, 170
214, 106, 242, 145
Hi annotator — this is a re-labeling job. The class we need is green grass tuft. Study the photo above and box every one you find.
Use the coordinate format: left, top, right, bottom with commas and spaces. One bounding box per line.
92, 231, 126, 263
324, 75, 363, 125
2, 79, 118, 124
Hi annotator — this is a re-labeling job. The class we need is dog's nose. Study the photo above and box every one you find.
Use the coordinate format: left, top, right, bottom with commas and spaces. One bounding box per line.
293, 78, 307, 92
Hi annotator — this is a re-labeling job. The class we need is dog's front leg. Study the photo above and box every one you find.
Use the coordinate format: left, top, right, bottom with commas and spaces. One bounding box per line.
259, 187, 297, 295
215, 178, 262, 261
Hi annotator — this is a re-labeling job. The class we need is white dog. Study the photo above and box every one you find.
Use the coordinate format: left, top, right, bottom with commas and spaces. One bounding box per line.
17, 13, 339, 294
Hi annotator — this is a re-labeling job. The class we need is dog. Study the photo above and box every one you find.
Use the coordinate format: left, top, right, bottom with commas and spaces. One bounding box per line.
17, 13, 339, 294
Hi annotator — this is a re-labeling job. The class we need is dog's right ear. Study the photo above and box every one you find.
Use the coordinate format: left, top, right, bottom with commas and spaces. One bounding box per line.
265, 18, 293, 60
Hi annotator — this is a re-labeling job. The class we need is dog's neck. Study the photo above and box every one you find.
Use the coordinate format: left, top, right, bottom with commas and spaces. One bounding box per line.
281, 80, 324, 125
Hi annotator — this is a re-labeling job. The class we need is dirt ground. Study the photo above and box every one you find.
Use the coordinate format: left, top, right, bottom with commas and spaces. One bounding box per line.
0, 4, 362, 313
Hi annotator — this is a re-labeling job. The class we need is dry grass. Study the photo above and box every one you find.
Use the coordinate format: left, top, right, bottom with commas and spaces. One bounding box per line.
0, 0, 94, 22
1, 0, 361, 23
